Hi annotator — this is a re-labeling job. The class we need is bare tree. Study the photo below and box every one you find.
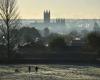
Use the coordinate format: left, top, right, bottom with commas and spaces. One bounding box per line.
0, 0, 20, 59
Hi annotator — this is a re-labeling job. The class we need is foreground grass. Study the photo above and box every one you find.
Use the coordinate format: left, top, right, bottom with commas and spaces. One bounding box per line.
0, 64, 100, 80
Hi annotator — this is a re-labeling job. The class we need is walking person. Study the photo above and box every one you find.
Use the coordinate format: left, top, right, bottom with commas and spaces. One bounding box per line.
28, 66, 31, 73
35, 66, 38, 72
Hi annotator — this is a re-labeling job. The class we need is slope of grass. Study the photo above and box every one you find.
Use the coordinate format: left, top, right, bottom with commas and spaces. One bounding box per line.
0, 64, 100, 80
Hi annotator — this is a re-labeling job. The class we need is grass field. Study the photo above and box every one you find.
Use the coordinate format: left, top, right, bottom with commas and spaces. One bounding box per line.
0, 64, 100, 80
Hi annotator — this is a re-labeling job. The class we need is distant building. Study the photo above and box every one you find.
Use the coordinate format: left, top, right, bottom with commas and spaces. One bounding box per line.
44, 10, 50, 23
43, 10, 65, 25
93, 22, 100, 32
56, 18, 65, 25
31, 10, 66, 28
71, 39, 85, 47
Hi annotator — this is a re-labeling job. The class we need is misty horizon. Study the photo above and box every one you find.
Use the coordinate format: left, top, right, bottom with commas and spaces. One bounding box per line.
17, 0, 100, 19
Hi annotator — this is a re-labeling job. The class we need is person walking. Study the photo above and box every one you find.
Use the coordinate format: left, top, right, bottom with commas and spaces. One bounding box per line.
28, 66, 31, 73
35, 66, 38, 72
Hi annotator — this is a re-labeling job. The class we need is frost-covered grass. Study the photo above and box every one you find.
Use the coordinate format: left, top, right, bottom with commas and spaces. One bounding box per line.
0, 64, 100, 80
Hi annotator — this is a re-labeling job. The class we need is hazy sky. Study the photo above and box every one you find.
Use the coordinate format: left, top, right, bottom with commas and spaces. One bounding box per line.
17, 0, 100, 19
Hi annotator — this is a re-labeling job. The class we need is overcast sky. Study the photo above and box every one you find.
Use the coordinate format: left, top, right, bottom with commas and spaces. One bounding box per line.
17, 0, 100, 19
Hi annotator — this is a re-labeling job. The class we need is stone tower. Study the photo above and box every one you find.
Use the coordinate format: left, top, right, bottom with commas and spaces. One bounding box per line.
44, 10, 50, 23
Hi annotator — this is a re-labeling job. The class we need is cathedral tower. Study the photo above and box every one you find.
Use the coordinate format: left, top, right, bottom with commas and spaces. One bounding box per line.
44, 10, 50, 23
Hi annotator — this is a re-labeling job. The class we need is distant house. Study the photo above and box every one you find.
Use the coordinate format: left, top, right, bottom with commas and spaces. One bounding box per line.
66, 37, 86, 54
71, 38, 85, 47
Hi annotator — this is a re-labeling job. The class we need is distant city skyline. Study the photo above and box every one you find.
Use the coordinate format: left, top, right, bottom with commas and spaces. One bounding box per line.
17, 0, 100, 19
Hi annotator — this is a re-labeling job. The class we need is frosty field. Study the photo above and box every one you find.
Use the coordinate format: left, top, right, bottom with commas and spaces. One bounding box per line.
0, 64, 100, 80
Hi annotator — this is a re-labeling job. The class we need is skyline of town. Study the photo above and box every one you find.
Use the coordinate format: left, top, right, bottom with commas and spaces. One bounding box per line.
17, 0, 100, 19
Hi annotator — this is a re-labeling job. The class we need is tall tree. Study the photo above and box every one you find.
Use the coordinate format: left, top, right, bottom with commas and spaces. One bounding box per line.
49, 37, 66, 51
0, 0, 20, 59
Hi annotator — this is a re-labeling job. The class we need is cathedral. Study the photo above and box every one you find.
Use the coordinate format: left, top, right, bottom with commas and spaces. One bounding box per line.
43, 10, 65, 25
44, 10, 50, 23
31, 10, 66, 29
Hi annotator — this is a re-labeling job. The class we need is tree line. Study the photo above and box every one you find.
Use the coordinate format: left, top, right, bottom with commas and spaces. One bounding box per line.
0, 0, 100, 63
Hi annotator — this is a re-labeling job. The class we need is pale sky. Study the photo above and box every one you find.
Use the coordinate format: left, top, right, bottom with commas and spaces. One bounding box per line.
17, 0, 100, 19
